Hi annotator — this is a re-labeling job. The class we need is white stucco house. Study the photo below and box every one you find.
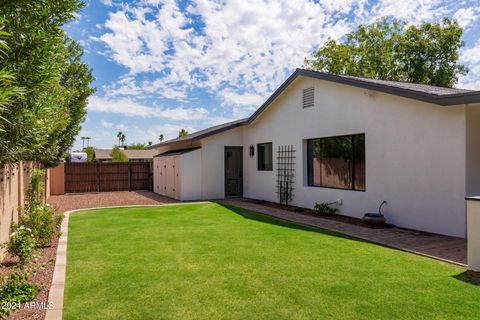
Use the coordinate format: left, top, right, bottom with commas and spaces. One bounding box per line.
150, 69, 480, 238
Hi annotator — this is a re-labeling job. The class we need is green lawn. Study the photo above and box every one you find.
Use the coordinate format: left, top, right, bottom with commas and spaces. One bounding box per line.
64, 203, 480, 319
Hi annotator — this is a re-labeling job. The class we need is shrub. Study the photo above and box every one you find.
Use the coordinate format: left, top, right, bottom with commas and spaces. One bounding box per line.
0, 268, 40, 318
83, 146, 95, 161
25, 169, 45, 213
20, 205, 57, 247
314, 202, 338, 215
3, 225, 36, 265
54, 213, 65, 228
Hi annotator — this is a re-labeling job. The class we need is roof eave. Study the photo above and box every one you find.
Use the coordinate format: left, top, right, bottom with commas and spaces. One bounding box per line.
148, 138, 189, 149
148, 120, 248, 149
189, 120, 247, 141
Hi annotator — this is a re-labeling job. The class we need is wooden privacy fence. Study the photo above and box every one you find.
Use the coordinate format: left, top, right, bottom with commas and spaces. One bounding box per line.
64, 162, 151, 193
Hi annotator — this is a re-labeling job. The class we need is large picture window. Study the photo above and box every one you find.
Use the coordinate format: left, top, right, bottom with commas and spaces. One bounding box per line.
307, 134, 365, 191
258, 142, 273, 171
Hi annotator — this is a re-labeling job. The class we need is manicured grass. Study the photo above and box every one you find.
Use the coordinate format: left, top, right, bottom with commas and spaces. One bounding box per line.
64, 203, 480, 319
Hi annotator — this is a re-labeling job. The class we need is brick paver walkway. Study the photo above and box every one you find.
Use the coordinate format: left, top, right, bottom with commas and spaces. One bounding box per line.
220, 198, 467, 266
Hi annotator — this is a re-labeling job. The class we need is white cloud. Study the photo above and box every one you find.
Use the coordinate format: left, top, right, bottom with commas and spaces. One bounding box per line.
218, 89, 265, 118
370, 0, 447, 24
103, 74, 188, 100
459, 40, 480, 89
101, 0, 113, 7
88, 96, 209, 121
453, 7, 480, 29
100, 120, 128, 131
92, 0, 480, 119
94, 0, 359, 108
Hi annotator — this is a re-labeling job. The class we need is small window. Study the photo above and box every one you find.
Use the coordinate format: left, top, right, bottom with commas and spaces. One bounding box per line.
258, 143, 273, 171
307, 134, 365, 191
302, 87, 314, 108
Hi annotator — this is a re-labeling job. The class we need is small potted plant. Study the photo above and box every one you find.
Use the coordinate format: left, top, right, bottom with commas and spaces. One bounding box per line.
363, 201, 387, 228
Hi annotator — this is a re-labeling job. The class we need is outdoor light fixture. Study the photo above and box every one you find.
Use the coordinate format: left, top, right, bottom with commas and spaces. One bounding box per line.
249, 145, 255, 157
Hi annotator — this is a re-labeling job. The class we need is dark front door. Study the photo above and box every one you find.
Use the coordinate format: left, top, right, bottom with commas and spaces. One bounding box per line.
225, 147, 243, 197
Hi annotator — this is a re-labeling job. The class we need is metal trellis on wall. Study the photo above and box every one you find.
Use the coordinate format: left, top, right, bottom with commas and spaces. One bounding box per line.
276, 144, 295, 205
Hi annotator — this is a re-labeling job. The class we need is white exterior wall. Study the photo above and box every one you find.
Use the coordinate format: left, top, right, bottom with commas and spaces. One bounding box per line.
153, 128, 243, 201
200, 127, 243, 200
180, 149, 202, 201
242, 77, 468, 237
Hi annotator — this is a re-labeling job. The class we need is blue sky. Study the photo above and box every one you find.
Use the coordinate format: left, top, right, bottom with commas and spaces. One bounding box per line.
65, 0, 480, 149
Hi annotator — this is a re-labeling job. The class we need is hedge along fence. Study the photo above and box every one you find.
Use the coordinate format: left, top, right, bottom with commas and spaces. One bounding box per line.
0, 162, 50, 259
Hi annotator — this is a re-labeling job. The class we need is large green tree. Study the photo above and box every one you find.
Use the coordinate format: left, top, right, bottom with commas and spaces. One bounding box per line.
0, 24, 24, 157
0, 0, 94, 166
304, 18, 467, 87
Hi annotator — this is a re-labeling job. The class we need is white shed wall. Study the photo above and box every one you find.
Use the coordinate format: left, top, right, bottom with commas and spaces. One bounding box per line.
180, 149, 202, 201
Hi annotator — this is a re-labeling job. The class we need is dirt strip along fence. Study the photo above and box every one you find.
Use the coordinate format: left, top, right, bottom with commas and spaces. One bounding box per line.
0, 162, 50, 259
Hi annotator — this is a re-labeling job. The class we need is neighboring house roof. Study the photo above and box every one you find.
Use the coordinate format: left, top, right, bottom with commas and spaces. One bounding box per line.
150, 69, 480, 149
93, 149, 112, 160
94, 148, 158, 160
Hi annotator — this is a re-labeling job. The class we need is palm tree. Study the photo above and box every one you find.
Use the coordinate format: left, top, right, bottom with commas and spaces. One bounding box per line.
178, 129, 188, 138
85, 136, 91, 147
117, 131, 123, 146
159, 133, 164, 142
120, 133, 126, 146
81, 136, 86, 149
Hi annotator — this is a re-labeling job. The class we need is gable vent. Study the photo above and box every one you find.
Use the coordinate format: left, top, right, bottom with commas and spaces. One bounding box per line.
302, 87, 314, 108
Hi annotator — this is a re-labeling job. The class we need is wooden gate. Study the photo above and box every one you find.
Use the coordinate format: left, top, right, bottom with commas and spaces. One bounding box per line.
65, 162, 151, 193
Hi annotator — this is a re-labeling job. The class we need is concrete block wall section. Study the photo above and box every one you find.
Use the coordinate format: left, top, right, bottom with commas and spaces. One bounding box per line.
0, 162, 50, 260
467, 197, 480, 272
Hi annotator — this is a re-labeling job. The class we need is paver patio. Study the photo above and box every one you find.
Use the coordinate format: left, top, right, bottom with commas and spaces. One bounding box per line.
219, 198, 467, 266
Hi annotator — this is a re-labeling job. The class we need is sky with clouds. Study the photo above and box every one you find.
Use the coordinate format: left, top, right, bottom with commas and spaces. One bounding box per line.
65, 0, 480, 149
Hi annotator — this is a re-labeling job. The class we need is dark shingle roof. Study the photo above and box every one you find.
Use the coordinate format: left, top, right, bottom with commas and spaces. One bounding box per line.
338, 74, 472, 96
